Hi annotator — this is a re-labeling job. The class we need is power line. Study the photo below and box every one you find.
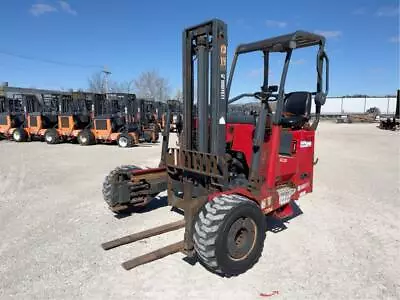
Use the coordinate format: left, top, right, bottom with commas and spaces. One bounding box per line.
0, 49, 103, 69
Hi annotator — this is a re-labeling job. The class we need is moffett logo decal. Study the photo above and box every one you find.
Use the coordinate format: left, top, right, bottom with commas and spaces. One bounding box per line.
300, 140, 312, 148
220, 44, 227, 67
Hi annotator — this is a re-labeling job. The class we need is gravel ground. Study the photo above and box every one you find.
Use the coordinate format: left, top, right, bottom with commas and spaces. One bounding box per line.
0, 123, 399, 300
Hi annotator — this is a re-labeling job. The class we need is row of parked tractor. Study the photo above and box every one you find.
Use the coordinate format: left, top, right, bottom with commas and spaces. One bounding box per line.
0, 86, 182, 147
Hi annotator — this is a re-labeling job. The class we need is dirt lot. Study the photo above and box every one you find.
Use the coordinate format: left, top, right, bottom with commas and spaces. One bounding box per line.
0, 123, 399, 300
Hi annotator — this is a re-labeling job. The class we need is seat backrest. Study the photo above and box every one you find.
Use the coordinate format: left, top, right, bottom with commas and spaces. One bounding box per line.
283, 92, 312, 117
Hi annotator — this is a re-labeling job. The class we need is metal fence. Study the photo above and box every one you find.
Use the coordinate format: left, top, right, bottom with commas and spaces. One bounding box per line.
313, 96, 397, 115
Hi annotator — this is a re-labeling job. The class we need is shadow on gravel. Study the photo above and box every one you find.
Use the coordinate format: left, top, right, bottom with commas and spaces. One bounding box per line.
265, 201, 303, 233
139, 143, 160, 147
115, 196, 304, 231
114, 195, 169, 219
112, 197, 304, 271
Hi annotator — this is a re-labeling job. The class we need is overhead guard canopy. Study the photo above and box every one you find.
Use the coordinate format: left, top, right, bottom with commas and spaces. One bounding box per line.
235, 31, 325, 54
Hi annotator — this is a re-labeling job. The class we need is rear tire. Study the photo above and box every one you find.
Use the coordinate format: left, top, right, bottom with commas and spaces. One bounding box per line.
44, 129, 59, 144
194, 194, 266, 277
77, 129, 95, 146
102, 165, 142, 211
117, 133, 134, 148
12, 128, 27, 142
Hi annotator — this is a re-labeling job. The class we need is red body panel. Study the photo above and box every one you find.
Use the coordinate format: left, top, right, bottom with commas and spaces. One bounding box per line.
220, 121, 315, 215
226, 124, 255, 165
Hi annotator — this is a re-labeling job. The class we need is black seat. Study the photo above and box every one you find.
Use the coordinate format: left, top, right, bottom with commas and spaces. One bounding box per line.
227, 112, 256, 125
111, 116, 126, 132
281, 92, 312, 128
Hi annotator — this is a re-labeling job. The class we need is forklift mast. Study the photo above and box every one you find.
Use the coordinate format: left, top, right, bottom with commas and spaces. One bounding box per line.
137, 99, 157, 126
106, 93, 137, 124
58, 92, 93, 116
182, 19, 228, 155
59, 94, 73, 115
92, 93, 112, 117
38, 93, 59, 115
0, 95, 24, 115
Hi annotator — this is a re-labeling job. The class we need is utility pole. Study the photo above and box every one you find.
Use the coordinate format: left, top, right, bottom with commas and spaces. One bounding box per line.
102, 66, 111, 98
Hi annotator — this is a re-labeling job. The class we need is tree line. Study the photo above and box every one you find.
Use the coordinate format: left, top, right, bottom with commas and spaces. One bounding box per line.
88, 70, 182, 102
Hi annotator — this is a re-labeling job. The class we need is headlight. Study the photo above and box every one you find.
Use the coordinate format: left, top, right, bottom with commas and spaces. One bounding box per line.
172, 115, 178, 123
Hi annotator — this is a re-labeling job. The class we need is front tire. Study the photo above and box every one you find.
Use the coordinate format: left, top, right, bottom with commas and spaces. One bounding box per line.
194, 194, 266, 276
77, 129, 95, 146
44, 129, 59, 144
117, 133, 134, 148
12, 128, 27, 142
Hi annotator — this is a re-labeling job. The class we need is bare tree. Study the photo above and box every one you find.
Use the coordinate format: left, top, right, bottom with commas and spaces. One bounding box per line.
109, 81, 130, 93
88, 71, 131, 93
134, 70, 170, 101
174, 88, 183, 101
88, 71, 105, 93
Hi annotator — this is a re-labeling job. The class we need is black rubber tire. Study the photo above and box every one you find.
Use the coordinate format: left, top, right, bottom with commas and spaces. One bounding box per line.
102, 165, 141, 211
143, 132, 152, 143
12, 128, 27, 142
44, 129, 59, 144
193, 194, 266, 277
117, 133, 134, 148
77, 129, 95, 146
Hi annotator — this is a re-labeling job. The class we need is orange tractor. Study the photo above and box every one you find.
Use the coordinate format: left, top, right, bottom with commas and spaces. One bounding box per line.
0, 87, 62, 142
77, 93, 141, 147
0, 92, 25, 140
44, 91, 95, 144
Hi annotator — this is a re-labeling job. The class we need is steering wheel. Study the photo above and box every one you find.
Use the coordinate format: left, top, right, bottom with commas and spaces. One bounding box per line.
253, 92, 279, 101
228, 91, 278, 105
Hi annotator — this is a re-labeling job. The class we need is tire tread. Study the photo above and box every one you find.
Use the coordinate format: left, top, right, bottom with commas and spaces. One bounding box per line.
193, 194, 264, 276
102, 165, 141, 208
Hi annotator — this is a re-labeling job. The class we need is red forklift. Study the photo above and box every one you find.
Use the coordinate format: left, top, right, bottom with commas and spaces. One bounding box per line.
102, 19, 329, 276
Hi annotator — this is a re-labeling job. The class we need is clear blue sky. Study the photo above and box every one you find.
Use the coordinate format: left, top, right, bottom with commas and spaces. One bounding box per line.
0, 0, 398, 97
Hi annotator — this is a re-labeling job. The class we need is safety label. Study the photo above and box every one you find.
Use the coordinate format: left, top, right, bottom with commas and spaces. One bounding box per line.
300, 140, 312, 148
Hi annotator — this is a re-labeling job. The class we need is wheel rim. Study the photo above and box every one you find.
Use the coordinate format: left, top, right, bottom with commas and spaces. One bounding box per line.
226, 217, 257, 261
80, 136, 87, 143
119, 136, 128, 147
14, 131, 20, 140
46, 135, 53, 142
